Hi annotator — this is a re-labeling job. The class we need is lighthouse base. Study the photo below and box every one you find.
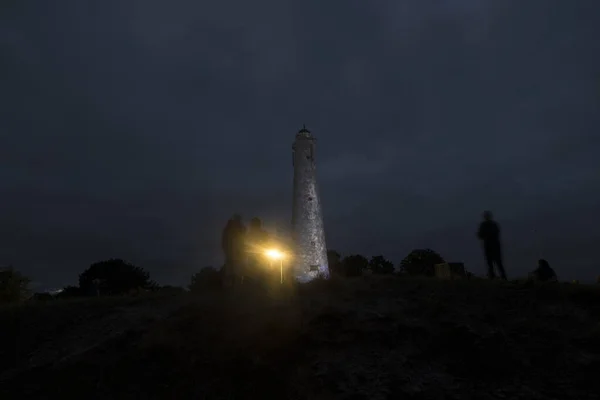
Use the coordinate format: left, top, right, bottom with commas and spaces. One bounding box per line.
294, 263, 330, 283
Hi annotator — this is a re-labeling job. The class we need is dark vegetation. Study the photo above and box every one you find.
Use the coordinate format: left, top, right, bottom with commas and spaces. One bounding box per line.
2, 248, 600, 399
0, 247, 445, 305
327, 249, 440, 278
78, 259, 158, 296
399, 248, 446, 277
0, 267, 31, 303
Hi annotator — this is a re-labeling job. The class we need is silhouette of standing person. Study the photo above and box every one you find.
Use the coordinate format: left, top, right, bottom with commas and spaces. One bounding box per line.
221, 214, 246, 286
247, 217, 269, 248
477, 211, 507, 280
245, 217, 270, 285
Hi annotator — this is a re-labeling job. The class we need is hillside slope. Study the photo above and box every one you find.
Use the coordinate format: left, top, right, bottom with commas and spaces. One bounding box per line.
2, 277, 599, 399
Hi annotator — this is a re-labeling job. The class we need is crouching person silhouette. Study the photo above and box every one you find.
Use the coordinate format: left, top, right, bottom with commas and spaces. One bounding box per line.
529, 259, 557, 282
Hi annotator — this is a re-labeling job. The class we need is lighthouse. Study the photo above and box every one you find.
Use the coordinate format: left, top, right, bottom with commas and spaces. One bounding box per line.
291, 125, 329, 282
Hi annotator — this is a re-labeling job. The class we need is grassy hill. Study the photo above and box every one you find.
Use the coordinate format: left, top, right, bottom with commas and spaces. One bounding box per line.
1, 276, 599, 399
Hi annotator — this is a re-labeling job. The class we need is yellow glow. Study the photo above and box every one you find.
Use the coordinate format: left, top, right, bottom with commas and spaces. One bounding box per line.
265, 249, 285, 260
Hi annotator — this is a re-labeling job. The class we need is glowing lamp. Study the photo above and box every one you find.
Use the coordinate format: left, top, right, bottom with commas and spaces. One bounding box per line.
265, 249, 285, 260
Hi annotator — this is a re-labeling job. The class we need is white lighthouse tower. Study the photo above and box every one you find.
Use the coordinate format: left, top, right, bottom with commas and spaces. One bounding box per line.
291, 125, 329, 282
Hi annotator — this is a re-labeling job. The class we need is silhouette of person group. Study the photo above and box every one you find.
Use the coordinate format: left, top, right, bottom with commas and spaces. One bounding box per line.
477, 211, 557, 282
221, 214, 271, 286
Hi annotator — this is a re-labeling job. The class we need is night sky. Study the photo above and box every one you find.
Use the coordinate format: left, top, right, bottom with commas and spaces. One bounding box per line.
1, 1, 599, 289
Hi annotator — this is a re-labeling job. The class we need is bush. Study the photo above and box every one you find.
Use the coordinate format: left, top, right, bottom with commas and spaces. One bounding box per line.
400, 249, 445, 277
369, 255, 394, 274
79, 259, 156, 296
327, 250, 343, 276
189, 267, 222, 292
341, 255, 369, 277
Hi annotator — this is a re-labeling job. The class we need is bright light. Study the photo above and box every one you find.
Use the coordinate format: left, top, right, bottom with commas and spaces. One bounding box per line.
265, 249, 285, 260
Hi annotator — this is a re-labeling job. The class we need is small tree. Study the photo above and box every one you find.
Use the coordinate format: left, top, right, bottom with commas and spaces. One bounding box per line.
79, 259, 156, 296
189, 266, 222, 292
399, 249, 445, 277
327, 250, 343, 275
369, 255, 394, 274
341, 254, 369, 277
0, 266, 31, 304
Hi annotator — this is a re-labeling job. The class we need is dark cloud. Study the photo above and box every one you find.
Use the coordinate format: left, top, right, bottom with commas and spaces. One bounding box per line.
1, 0, 599, 288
